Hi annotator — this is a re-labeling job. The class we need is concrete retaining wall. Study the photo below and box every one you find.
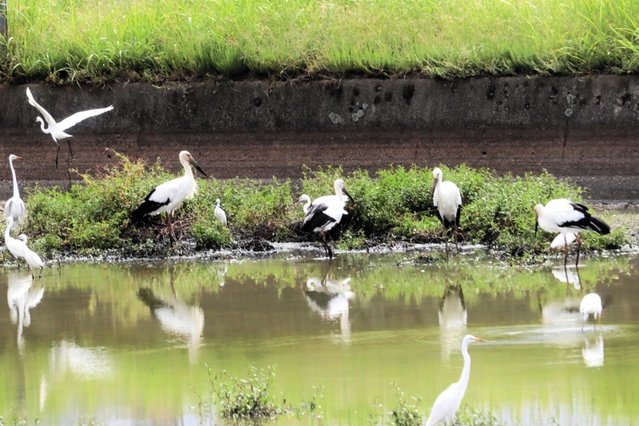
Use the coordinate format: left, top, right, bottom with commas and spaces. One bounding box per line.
1, 75, 638, 200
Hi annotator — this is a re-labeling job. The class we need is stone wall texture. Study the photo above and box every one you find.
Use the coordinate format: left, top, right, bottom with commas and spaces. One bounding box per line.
1, 75, 638, 200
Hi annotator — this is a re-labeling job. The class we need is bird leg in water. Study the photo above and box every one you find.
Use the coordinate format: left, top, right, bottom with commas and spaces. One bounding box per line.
575, 236, 583, 267
320, 231, 333, 259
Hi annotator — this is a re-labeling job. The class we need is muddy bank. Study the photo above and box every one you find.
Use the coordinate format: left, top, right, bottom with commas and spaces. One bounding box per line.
1, 75, 638, 200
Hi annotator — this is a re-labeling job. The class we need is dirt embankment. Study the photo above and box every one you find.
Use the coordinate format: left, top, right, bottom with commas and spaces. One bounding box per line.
0, 75, 638, 201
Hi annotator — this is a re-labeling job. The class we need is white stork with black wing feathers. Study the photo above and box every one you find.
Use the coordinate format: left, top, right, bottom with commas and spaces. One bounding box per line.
301, 179, 352, 259
432, 167, 462, 257
535, 199, 610, 266
132, 151, 207, 238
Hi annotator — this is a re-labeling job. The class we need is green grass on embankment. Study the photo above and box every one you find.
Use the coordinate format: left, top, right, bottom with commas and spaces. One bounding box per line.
2, 0, 639, 83
0, 151, 625, 260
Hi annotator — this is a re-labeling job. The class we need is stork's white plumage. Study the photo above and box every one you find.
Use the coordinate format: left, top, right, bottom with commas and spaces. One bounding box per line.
26, 87, 114, 167
432, 167, 462, 256
425, 335, 485, 426
214, 198, 227, 226
5, 155, 25, 230
132, 151, 207, 237
580, 293, 602, 331
535, 199, 610, 266
301, 179, 352, 259
17, 234, 45, 279
4, 218, 25, 261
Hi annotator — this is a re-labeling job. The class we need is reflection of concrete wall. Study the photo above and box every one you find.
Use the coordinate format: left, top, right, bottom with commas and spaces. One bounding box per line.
2, 76, 639, 199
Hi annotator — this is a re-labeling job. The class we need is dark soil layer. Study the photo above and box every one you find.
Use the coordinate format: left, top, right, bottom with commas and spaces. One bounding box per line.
1, 75, 638, 200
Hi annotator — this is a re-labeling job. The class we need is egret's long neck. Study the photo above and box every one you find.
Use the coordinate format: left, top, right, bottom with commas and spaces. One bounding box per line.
9, 159, 19, 198
37, 118, 50, 134
458, 339, 472, 387
304, 198, 311, 213
4, 222, 10, 240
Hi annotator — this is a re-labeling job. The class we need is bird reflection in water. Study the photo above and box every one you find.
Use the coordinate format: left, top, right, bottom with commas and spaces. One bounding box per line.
305, 267, 354, 345
438, 283, 467, 361
582, 334, 604, 367
7, 272, 45, 353
551, 264, 581, 290
137, 266, 204, 364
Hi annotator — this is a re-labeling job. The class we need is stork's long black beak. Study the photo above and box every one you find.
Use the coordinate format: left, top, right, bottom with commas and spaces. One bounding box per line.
534, 220, 539, 236
189, 158, 207, 177
343, 187, 354, 205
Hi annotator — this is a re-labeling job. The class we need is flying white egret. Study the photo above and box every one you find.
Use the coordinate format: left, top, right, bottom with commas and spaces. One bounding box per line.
4, 217, 25, 262
5, 154, 25, 230
580, 293, 602, 331
425, 334, 485, 426
17, 234, 45, 279
214, 198, 227, 226
132, 151, 207, 238
296, 194, 312, 215
26, 87, 114, 168
301, 179, 352, 259
432, 167, 462, 257
535, 199, 610, 266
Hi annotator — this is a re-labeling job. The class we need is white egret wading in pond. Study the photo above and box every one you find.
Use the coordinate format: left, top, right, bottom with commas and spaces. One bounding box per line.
17, 234, 44, 279
580, 293, 602, 331
26, 87, 114, 168
432, 167, 462, 257
132, 151, 207, 239
425, 334, 485, 426
535, 199, 610, 266
214, 199, 227, 226
4, 218, 24, 262
301, 179, 352, 259
5, 155, 25, 230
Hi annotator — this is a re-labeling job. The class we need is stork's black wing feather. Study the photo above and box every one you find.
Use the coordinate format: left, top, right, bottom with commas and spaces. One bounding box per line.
569, 202, 590, 215
131, 188, 170, 222
302, 203, 335, 232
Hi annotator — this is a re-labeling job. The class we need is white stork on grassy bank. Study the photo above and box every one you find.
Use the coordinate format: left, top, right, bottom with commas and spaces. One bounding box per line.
5, 154, 25, 230
535, 199, 610, 266
301, 179, 352, 259
132, 151, 207, 238
432, 167, 462, 257
26, 87, 114, 168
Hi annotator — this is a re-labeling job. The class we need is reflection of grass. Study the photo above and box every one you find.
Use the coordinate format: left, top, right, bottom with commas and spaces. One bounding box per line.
4, 0, 639, 81
3, 153, 627, 261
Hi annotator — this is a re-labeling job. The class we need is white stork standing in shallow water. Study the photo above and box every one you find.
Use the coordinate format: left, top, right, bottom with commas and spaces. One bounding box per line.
432, 167, 462, 257
26, 87, 114, 168
301, 179, 352, 259
5, 155, 25, 230
132, 151, 207, 238
535, 199, 610, 266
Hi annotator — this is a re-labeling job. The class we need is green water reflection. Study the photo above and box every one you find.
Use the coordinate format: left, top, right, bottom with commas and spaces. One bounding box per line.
1, 252, 638, 425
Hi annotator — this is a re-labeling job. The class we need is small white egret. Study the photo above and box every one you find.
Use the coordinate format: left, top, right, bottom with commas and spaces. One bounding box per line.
17, 234, 44, 279
5, 154, 25, 229
432, 167, 462, 257
550, 232, 577, 249
214, 198, 227, 226
580, 293, 602, 331
132, 151, 207, 238
4, 217, 25, 261
535, 199, 610, 266
26, 87, 114, 167
296, 194, 312, 215
301, 179, 352, 259
425, 334, 485, 426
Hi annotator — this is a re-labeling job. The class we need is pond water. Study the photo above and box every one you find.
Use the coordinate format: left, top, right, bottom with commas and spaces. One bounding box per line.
1, 250, 638, 425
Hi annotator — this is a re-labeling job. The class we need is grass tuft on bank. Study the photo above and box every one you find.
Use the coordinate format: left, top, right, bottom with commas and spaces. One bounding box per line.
2, 0, 639, 83
0, 152, 626, 260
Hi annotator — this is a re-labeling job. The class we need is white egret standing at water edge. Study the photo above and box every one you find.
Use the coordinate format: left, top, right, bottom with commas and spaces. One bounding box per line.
425, 334, 485, 426
4, 217, 24, 262
214, 198, 227, 226
5, 155, 25, 230
26, 87, 114, 168
132, 151, 207, 239
432, 167, 462, 257
17, 234, 45, 279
